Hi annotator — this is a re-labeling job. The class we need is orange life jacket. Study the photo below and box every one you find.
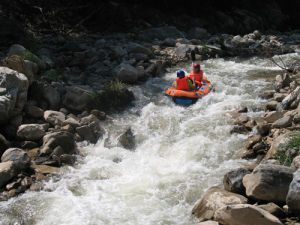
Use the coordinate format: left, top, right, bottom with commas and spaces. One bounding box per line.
189, 70, 203, 84
176, 77, 192, 91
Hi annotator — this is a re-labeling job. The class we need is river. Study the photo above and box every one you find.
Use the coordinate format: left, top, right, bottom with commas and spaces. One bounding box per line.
1, 54, 296, 225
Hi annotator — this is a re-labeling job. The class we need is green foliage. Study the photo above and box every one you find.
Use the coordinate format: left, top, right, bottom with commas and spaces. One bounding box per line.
109, 80, 126, 92
276, 133, 300, 166
21, 50, 39, 64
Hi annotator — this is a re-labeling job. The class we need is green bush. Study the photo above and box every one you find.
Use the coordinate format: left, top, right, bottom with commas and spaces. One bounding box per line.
276, 133, 300, 166
21, 50, 39, 63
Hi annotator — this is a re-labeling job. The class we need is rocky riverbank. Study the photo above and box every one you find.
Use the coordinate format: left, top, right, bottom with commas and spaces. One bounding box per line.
192, 68, 300, 223
0, 24, 300, 220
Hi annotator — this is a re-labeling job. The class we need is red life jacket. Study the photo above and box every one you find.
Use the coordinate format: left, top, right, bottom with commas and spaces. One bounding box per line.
189, 70, 203, 83
176, 77, 192, 91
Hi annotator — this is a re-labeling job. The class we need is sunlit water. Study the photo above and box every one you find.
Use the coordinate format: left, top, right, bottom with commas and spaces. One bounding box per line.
1, 54, 298, 225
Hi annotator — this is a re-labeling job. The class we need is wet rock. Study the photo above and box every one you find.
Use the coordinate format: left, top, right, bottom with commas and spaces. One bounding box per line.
265, 101, 278, 111
62, 117, 80, 129
20, 141, 38, 149
261, 111, 285, 123
233, 114, 249, 125
0, 67, 29, 122
118, 128, 135, 150
225, 110, 240, 121
24, 105, 44, 118
76, 121, 104, 144
261, 90, 275, 99
60, 154, 76, 165
17, 124, 48, 141
237, 106, 248, 113
90, 109, 106, 120
258, 203, 286, 218
230, 125, 249, 134
114, 62, 144, 83
274, 93, 288, 102
44, 110, 66, 126
244, 120, 256, 130
42, 85, 61, 110
63, 85, 93, 112
30, 164, 60, 174
191, 186, 247, 220
242, 164, 295, 203
272, 115, 293, 129
40, 131, 75, 155
0, 161, 17, 188
245, 135, 262, 149
223, 167, 251, 194
1, 148, 31, 170
214, 204, 283, 225
29, 182, 44, 191
256, 121, 271, 136
286, 169, 300, 215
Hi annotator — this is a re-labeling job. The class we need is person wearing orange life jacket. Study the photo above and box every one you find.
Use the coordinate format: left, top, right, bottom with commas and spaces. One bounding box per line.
175, 70, 195, 91
189, 63, 204, 89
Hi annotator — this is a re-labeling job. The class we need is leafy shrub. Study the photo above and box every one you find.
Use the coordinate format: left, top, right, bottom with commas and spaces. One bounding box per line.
276, 133, 300, 166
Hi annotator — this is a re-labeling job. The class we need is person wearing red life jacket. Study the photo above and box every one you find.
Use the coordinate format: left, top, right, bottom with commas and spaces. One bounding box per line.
189, 64, 204, 89
175, 70, 195, 91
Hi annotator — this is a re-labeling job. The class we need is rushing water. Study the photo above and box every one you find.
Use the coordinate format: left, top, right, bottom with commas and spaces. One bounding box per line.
1, 54, 297, 225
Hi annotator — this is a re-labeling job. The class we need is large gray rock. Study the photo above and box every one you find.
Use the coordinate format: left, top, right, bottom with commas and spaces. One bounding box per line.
114, 63, 144, 84
1, 148, 31, 170
126, 42, 152, 56
42, 85, 61, 109
286, 169, 300, 215
40, 131, 75, 155
261, 111, 285, 123
17, 124, 47, 141
242, 164, 295, 203
76, 115, 104, 143
0, 67, 29, 123
62, 85, 93, 112
272, 115, 293, 129
44, 110, 66, 126
191, 186, 247, 220
277, 86, 300, 111
118, 128, 135, 150
0, 161, 17, 188
138, 26, 184, 41
223, 168, 251, 194
214, 204, 283, 225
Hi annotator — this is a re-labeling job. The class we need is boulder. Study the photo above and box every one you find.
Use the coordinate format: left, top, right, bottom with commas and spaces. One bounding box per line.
256, 122, 271, 136
286, 169, 300, 215
114, 62, 143, 84
0, 67, 29, 123
118, 128, 135, 150
17, 124, 47, 141
258, 203, 286, 218
191, 186, 248, 220
62, 117, 81, 128
245, 135, 262, 149
272, 116, 293, 129
76, 121, 104, 144
277, 86, 300, 111
24, 105, 44, 118
1, 148, 31, 170
126, 42, 152, 56
7, 44, 26, 56
265, 101, 278, 111
214, 204, 283, 225
261, 111, 285, 123
1, 55, 35, 84
62, 85, 93, 112
39, 131, 75, 156
42, 85, 61, 109
265, 132, 291, 159
0, 161, 17, 188
242, 164, 295, 203
30, 164, 60, 174
44, 110, 66, 126
223, 168, 251, 194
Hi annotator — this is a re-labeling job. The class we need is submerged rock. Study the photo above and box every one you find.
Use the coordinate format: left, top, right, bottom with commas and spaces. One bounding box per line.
118, 128, 136, 150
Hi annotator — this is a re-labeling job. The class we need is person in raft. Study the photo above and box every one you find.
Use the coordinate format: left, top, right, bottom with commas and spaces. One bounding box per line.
175, 70, 195, 91
189, 63, 204, 89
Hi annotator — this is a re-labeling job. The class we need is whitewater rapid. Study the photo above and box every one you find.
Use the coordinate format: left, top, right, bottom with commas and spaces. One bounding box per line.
1, 55, 292, 225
